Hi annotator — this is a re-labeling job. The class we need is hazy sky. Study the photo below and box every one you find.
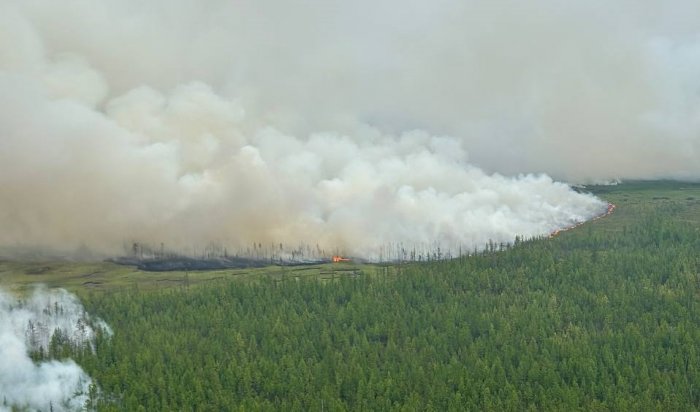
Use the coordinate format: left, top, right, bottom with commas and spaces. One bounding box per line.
2, 1, 696, 256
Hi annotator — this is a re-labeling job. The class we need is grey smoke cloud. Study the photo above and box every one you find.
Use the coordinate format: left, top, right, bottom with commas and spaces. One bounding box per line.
5, 0, 695, 255
0, 287, 110, 412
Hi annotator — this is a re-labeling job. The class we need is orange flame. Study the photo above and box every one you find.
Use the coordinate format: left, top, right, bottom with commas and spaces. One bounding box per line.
332, 256, 350, 263
549, 203, 616, 238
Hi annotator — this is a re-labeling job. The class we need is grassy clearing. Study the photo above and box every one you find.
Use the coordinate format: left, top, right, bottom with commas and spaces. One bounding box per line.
585, 180, 700, 230
0, 259, 380, 295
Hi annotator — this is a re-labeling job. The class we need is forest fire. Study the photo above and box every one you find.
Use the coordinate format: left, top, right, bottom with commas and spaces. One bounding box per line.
332, 256, 351, 263
549, 203, 616, 238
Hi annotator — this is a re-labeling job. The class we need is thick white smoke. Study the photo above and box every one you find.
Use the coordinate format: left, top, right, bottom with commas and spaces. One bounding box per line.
0, 287, 110, 412
11, 0, 697, 257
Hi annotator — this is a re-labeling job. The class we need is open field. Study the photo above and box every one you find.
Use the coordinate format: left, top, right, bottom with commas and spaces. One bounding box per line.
583, 180, 700, 231
0, 259, 378, 294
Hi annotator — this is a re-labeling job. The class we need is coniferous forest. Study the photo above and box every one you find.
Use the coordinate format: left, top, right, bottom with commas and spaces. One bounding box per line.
18, 182, 700, 410
7, 3, 700, 411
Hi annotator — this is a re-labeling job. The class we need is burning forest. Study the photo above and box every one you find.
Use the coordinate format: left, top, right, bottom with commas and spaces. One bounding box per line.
3, 1, 700, 410
1, 1, 698, 262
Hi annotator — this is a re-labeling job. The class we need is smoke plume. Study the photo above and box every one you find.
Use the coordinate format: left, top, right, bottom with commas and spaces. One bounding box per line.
0, 287, 110, 412
5, 1, 697, 257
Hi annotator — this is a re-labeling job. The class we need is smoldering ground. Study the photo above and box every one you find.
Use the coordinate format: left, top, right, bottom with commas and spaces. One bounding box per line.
3, 1, 699, 257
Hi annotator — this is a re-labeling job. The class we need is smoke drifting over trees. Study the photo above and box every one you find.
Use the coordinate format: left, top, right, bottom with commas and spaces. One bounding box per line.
0, 287, 110, 411
3, 1, 697, 256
